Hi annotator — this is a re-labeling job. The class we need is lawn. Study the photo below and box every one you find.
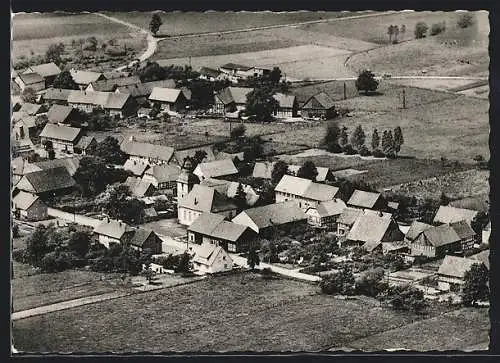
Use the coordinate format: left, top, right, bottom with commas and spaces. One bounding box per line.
11, 272, 475, 352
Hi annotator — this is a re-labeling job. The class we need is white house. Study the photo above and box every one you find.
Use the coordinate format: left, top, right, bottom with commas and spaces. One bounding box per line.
39, 124, 82, 154
120, 139, 175, 166
93, 218, 135, 249
192, 243, 233, 274
148, 87, 188, 113
305, 198, 347, 228
437, 255, 482, 292
433, 205, 479, 226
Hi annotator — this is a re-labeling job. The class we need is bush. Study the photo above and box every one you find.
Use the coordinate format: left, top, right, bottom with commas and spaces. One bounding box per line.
260, 267, 275, 280
414, 22, 429, 38
40, 251, 77, 273
384, 285, 428, 313
12, 224, 20, 238
358, 145, 371, 156
430, 21, 446, 36
355, 268, 388, 297
12, 249, 27, 263
320, 267, 355, 295
372, 148, 385, 158
457, 13, 474, 29
230, 124, 246, 139
343, 144, 357, 155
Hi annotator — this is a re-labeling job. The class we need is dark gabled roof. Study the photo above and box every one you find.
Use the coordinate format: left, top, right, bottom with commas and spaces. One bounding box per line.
405, 221, 433, 242
47, 104, 75, 124
199, 67, 222, 78
33, 156, 82, 176
301, 92, 335, 110
220, 63, 253, 71
18, 72, 44, 85
418, 224, 461, 247
449, 194, 489, 214
233, 200, 307, 230
39, 124, 81, 142
450, 220, 476, 240
211, 221, 250, 242
42, 88, 71, 102
27, 63, 61, 78
188, 212, 226, 235
124, 177, 155, 198
128, 228, 159, 248
347, 190, 382, 209
75, 136, 96, 150
88, 76, 141, 92
144, 164, 181, 183
116, 79, 176, 98
215, 87, 253, 105
22, 167, 76, 194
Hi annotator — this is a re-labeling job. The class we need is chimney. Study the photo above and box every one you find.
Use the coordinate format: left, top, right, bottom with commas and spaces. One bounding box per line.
119, 221, 122, 226
194, 198, 198, 205
379, 211, 383, 217
106, 217, 110, 223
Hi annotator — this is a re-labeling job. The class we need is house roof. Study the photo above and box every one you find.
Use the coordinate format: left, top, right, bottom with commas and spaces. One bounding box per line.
12, 138, 35, 152
148, 87, 182, 103
188, 212, 226, 235
19, 103, 43, 116
433, 205, 479, 225
116, 79, 176, 98
11, 157, 42, 175
144, 164, 181, 183
125, 177, 154, 198
120, 140, 175, 162
27, 63, 61, 78
337, 207, 364, 226
449, 194, 489, 214
179, 184, 237, 213
195, 159, 238, 179
302, 92, 335, 110
220, 63, 253, 71
123, 159, 150, 176
180, 86, 192, 101
450, 220, 476, 240
215, 151, 245, 162
13, 191, 40, 210
21, 167, 75, 194
18, 72, 44, 85
174, 146, 216, 165
39, 124, 81, 142
94, 219, 134, 240
233, 200, 307, 230
347, 190, 382, 209
275, 175, 338, 201
215, 87, 253, 105
211, 221, 249, 242
362, 240, 382, 253
199, 67, 222, 78
105, 93, 132, 109
313, 199, 347, 218
128, 228, 158, 248
347, 211, 395, 243
438, 255, 479, 278
70, 70, 104, 85
469, 249, 490, 270
200, 178, 260, 206
405, 221, 433, 241
418, 224, 461, 247
273, 93, 296, 109
88, 76, 141, 92
75, 136, 96, 150
42, 88, 71, 102
14, 115, 37, 128
67, 90, 131, 110
47, 104, 74, 124
33, 156, 82, 176
192, 244, 229, 266
303, 182, 339, 201
12, 111, 30, 122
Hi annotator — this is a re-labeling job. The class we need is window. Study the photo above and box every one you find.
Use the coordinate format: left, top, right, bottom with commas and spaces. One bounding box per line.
224, 264, 228, 269
223, 256, 226, 260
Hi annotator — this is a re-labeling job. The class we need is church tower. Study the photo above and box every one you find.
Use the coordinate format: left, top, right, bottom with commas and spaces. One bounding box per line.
176, 157, 199, 201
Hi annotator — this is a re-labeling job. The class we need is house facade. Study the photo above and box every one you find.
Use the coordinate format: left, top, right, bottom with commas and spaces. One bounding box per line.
305, 198, 347, 229
212, 87, 253, 116
24, 62, 61, 87
437, 255, 481, 292
273, 93, 298, 118
39, 124, 82, 153
15, 72, 45, 91
344, 210, 404, 248
148, 87, 188, 113
12, 191, 48, 221
192, 244, 233, 274
127, 229, 162, 254
93, 219, 135, 249
120, 139, 175, 166
142, 164, 181, 192
300, 92, 336, 119
336, 207, 364, 239
410, 224, 462, 258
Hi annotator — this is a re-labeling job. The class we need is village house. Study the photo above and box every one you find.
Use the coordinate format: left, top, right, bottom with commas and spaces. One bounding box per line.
13, 116, 37, 140
31, 157, 82, 178
219, 63, 265, 81
275, 175, 340, 211
15, 166, 76, 198
305, 198, 347, 229
93, 218, 135, 249
192, 243, 233, 274
148, 87, 188, 113
273, 93, 298, 118
124, 177, 156, 198
120, 139, 175, 166
215, 151, 245, 163
70, 69, 106, 89
347, 190, 387, 211
193, 158, 238, 181
449, 220, 477, 252
173, 145, 216, 166
23, 62, 61, 88
252, 161, 333, 182
15, 72, 45, 92
231, 200, 307, 238
115, 79, 176, 106
469, 249, 490, 270
11, 157, 42, 184
39, 124, 82, 153
433, 205, 479, 226
67, 90, 137, 118
12, 190, 48, 221
212, 87, 254, 116
86, 76, 141, 92
404, 220, 433, 243
74, 136, 97, 155
142, 164, 181, 192
12, 139, 36, 158
40, 88, 71, 105
336, 207, 364, 238
200, 178, 260, 207
188, 213, 256, 253
47, 104, 82, 125
342, 210, 402, 248
198, 66, 224, 81
300, 91, 336, 119
178, 184, 238, 226
123, 159, 150, 177
20, 103, 46, 116
176, 159, 200, 201
126, 228, 162, 254
437, 255, 482, 292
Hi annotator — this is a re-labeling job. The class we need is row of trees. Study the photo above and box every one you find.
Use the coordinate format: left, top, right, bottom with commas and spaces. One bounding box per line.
387, 24, 406, 44
415, 13, 475, 39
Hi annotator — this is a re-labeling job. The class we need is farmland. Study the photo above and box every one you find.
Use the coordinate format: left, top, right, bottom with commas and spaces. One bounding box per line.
11, 272, 486, 352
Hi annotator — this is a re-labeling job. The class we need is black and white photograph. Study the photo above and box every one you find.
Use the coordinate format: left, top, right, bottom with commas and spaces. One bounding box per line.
10, 6, 492, 353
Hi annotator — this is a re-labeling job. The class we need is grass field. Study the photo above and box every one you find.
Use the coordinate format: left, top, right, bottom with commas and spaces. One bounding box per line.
12, 272, 483, 352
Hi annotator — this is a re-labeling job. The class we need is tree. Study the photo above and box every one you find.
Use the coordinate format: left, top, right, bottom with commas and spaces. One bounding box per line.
387, 25, 394, 43
471, 212, 489, 236
384, 285, 427, 313
67, 231, 91, 258
86, 110, 115, 131
339, 126, 349, 148
53, 70, 78, 90
103, 184, 145, 225
25, 225, 51, 267
234, 183, 247, 212
141, 267, 156, 284
462, 263, 489, 307
355, 70, 379, 95
430, 21, 446, 36
242, 136, 264, 162
457, 13, 475, 29
149, 13, 163, 35
297, 161, 318, 182
350, 125, 366, 151
74, 156, 130, 196
268, 66, 282, 84
371, 129, 380, 150
393, 25, 400, 43
260, 239, 279, 263
230, 124, 246, 139
137, 61, 167, 82
271, 160, 289, 185
12, 223, 20, 238
48, 149, 56, 160
45, 42, 65, 64
401, 24, 406, 39
175, 252, 192, 273
191, 150, 208, 170
21, 87, 37, 103
247, 246, 260, 270
393, 126, 404, 156
322, 123, 342, 153
320, 267, 355, 295
355, 268, 388, 297
245, 86, 279, 122
382, 130, 395, 158
414, 22, 429, 39
90, 136, 127, 165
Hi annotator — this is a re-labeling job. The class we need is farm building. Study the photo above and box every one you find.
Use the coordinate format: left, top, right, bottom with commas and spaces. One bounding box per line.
15, 167, 76, 197
198, 67, 223, 81
449, 194, 489, 214
19, 103, 45, 116
115, 79, 176, 105
192, 243, 233, 274
124, 177, 155, 198
437, 255, 482, 292
148, 87, 188, 113
200, 178, 260, 207
173, 146, 216, 166
123, 159, 150, 177
23, 62, 61, 87
39, 124, 82, 153
74, 136, 97, 155
178, 184, 238, 226
347, 190, 387, 211
275, 175, 340, 211
70, 69, 106, 89
12, 191, 47, 221
433, 205, 479, 226
273, 93, 298, 118
336, 207, 364, 239
120, 139, 175, 166
67, 90, 137, 118
86, 76, 141, 92
126, 228, 162, 254
12, 116, 37, 140
188, 213, 256, 253
404, 221, 433, 243
231, 200, 307, 237
219, 63, 267, 81
93, 218, 135, 249
344, 210, 403, 248
11, 157, 42, 184
449, 220, 476, 252
32, 156, 82, 176
300, 92, 336, 119
11, 139, 36, 158
215, 151, 245, 163
47, 104, 82, 125
469, 249, 490, 270
410, 223, 473, 258
15, 72, 45, 92
193, 159, 238, 181
252, 161, 333, 182
305, 198, 347, 229
142, 164, 181, 192
213, 87, 254, 115
40, 88, 71, 105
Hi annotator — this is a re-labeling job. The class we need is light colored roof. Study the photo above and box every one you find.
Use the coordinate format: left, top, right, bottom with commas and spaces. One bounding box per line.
120, 140, 174, 162
275, 175, 338, 201
124, 177, 154, 198
347, 190, 382, 209
33, 156, 82, 176
438, 255, 479, 278
347, 211, 396, 243
201, 178, 260, 206
11, 157, 42, 175
13, 191, 40, 210
362, 241, 381, 253
70, 69, 104, 85
303, 182, 339, 201
195, 159, 238, 179
12, 111, 30, 122
228, 87, 253, 104
220, 63, 253, 71
75, 136, 96, 150
215, 151, 245, 162
20, 167, 75, 194
123, 159, 149, 176
433, 205, 479, 225
105, 93, 132, 109
418, 224, 461, 247
19, 103, 43, 116
174, 146, 216, 165
116, 79, 176, 98
88, 76, 141, 92
450, 220, 476, 240
47, 104, 74, 123
148, 87, 182, 103
314, 199, 347, 218
94, 219, 134, 240
39, 124, 81, 142
302, 91, 335, 110
144, 164, 181, 183
18, 72, 44, 85
192, 244, 230, 267
14, 115, 36, 128
42, 88, 71, 102
337, 207, 364, 226
273, 93, 296, 109
27, 63, 61, 78
179, 184, 237, 213
405, 221, 433, 241
67, 90, 131, 110
211, 221, 249, 242
449, 194, 489, 214
188, 212, 226, 235
233, 200, 307, 230
469, 250, 490, 270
